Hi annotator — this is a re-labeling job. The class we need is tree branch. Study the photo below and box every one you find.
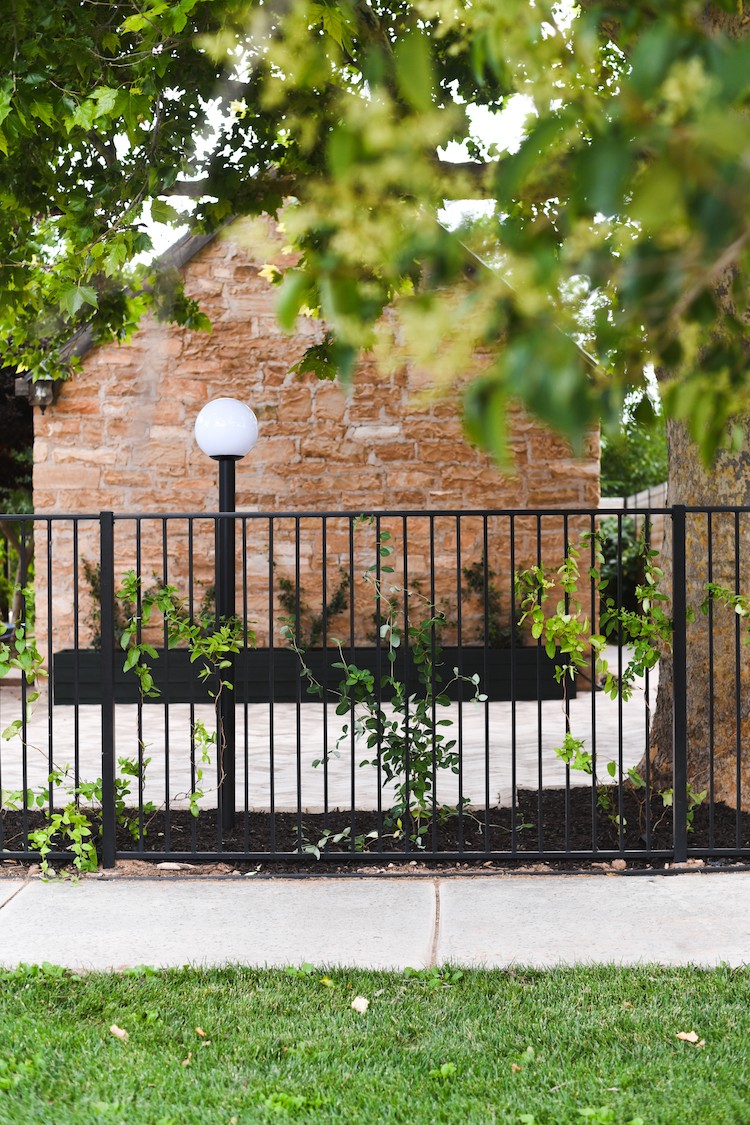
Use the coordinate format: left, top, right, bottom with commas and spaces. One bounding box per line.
87, 131, 117, 169
165, 172, 297, 200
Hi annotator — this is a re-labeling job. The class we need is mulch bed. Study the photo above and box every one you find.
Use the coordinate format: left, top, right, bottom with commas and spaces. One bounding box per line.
3, 787, 750, 874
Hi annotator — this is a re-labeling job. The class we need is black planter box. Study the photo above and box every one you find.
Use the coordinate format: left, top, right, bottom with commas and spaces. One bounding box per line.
53, 645, 574, 705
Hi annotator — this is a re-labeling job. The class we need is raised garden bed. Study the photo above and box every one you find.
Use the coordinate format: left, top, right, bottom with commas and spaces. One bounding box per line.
52, 645, 575, 705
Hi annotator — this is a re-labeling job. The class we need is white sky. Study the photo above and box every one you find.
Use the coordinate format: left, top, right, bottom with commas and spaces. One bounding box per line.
438, 95, 535, 228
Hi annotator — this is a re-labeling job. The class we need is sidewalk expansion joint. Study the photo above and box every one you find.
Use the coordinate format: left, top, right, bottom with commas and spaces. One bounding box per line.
428, 879, 441, 967
0, 882, 28, 913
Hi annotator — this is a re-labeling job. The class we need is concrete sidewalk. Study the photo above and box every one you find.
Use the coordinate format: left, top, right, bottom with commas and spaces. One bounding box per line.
1, 870, 749, 971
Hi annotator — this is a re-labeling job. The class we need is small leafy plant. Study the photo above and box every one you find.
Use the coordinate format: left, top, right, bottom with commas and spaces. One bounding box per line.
282, 525, 486, 847
4, 755, 156, 875
515, 530, 700, 832
296, 823, 379, 859
116, 571, 253, 813
403, 966, 464, 988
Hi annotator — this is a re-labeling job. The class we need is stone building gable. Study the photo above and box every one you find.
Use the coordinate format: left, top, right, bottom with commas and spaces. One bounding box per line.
32, 218, 599, 652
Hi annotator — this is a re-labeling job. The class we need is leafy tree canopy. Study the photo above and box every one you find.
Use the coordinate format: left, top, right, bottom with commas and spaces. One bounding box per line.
600, 411, 668, 498
2, 0, 749, 463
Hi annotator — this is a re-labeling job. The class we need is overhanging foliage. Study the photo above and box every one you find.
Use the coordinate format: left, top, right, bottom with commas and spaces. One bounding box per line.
2, 1, 749, 462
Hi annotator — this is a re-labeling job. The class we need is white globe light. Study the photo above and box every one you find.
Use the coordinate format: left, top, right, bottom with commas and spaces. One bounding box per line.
194, 398, 259, 459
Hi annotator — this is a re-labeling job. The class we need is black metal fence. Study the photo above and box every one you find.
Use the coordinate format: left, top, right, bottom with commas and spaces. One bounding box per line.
2, 505, 750, 869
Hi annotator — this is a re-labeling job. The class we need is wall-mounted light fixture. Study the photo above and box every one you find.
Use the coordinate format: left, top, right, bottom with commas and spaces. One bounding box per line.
14, 376, 61, 414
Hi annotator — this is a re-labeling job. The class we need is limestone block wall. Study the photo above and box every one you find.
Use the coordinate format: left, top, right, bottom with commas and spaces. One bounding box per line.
32, 220, 600, 654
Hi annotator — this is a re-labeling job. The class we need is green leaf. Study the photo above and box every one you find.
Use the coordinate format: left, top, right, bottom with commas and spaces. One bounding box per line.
394, 31, 435, 112
463, 374, 510, 467
29, 101, 54, 127
151, 198, 182, 225
58, 285, 98, 318
91, 86, 119, 118
276, 271, 314, 332
120, 13, 150, 33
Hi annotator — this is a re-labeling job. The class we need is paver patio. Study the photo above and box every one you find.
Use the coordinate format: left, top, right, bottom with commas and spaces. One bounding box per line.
0, 647, 656, 812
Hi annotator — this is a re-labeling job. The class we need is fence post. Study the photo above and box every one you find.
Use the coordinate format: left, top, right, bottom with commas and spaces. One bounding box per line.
99, 511, 117, 869
671, 504, 688, 862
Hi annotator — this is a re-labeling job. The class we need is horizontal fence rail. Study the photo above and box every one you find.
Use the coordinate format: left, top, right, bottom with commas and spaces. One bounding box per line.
1, 506, 749, 869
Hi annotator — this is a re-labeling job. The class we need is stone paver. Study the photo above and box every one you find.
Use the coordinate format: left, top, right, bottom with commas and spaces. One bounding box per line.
0, 878, 435, 971
437, 873, 750, 967
1, 872, 749, 970
0, 647, 655, 812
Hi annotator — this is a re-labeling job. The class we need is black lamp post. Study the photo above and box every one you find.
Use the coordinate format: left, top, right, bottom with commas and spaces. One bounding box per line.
194, 397, 259, 831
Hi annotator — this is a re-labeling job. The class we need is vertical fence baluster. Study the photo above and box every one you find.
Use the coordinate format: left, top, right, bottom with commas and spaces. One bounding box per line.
374, 514, 383, 851
242, 517, 250, 850
735, 510, 743, 846
162, 518, 171, 854
616, 512, 625, 850
509, 513, 517, 853
348, 516, 356, 850
321, 516, 329, 832
563, 514, 571, 854
671, 504, 688, 863
455, 514, 464, 854
268, 517, 276, 855
136, 517, 145, 848
295, 516, 302, 852
643, 510, 652, 853
99, 511, 117, 869
402, 514, 410, 853
707, 510, 715, 850
535, 515, 543, 853
19, 519, 29, 843
482, 514, 490, 852
429, 513, 437, 855
188, 518, 198, 854
72, 520, 81, 789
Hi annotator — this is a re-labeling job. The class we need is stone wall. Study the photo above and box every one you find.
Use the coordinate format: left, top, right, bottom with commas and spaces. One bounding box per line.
32, 219, 599, 654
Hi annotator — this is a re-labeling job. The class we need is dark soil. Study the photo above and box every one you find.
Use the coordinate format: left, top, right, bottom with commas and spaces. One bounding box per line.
3, 787, 750, 873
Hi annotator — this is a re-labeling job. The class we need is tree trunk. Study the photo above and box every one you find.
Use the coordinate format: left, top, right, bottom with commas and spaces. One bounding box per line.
645, 419, 750, 808
645, 3, 750, 806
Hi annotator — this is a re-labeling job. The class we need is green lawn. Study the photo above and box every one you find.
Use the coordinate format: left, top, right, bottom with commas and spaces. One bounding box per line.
1, 963, 749, 1124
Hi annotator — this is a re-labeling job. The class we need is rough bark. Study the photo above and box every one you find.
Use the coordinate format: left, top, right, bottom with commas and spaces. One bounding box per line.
645, 420, 750, 808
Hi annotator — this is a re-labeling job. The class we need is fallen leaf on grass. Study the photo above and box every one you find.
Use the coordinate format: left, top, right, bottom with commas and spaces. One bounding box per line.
511, 1063, 523, 1073
109, 1025, 129, 1042
676, 1031, 705, 1047
195, 1027, 207, 1037
182, 1052, 192, 1067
